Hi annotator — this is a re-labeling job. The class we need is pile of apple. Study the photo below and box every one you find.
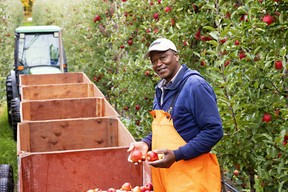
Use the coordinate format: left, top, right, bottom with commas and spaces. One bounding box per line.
129, 150, 162, 164
86, 181, 153, 192
86, 150, 159, 192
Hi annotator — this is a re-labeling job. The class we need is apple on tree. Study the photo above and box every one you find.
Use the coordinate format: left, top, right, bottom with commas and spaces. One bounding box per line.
275, 60, 283, 70
262, 113, 271, 123
262, 14, 274, 25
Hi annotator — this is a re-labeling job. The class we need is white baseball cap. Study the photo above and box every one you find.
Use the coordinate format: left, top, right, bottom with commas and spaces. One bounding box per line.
145, 38, 177, 58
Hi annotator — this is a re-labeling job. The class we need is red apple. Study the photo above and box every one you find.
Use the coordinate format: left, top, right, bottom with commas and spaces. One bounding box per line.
93, 15, 102, 22
224, 60, 230, 67
240, 14, 248, 22
132, 186, 141, 192
145, 70, 151, 76
157, 0, 161, 3
200, 60, 205, 66
122, 0, 127, 2
234, 40, 240, 45
149, 1, 154, 5
233, 170, 239, 176
164, 6, 171, 13
262, 15, 274, 25
170, 18, 175, 26
130, 150, 144, 163
128, 39, 133, 46
239, 52, 246, 60
262, 113, 271, 123
121, 182, 132, 191
153, 13, 159, 20
143, 182, 153, 191
194, 30, 201, 40
225, 12, 231, 19
154, 28, 159, 34
135, 104, 141, 111
201, 36, 213, 41
120, 45, 125, 49
183, 40, 188, 46
146, 151, 159, 162
220, 38, 227, 44
275, 60, 283, 70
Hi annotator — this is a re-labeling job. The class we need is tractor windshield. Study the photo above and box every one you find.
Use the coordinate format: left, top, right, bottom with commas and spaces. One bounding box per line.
19, 33, 60, 67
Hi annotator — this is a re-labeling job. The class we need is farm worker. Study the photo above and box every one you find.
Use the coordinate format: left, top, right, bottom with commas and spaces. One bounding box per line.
128, 38, 223, 192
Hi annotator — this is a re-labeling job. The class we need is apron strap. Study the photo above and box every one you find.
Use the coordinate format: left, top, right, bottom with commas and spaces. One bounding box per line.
167, 73, 204, 116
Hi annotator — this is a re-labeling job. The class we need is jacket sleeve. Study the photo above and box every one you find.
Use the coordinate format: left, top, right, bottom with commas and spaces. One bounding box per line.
173, 83, 223, 161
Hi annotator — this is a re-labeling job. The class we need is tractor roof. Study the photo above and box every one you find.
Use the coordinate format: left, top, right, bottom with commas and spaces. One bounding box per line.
15, 25, 62, 33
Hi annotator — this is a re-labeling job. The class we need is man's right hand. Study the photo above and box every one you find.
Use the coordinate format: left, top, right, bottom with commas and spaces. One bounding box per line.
127, 141, 149, 162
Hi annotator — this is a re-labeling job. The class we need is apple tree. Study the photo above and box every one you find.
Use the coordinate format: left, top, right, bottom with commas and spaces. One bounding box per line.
31, 0, 287, 190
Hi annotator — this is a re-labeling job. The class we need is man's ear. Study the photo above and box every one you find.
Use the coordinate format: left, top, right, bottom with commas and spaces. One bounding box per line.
175, 54, 179, 62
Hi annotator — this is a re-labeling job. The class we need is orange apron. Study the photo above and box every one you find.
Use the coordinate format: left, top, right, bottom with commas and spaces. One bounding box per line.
150, 110, 221, 192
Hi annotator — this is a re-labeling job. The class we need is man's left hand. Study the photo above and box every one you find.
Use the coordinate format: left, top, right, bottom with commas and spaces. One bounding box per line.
148, 149, 176, 168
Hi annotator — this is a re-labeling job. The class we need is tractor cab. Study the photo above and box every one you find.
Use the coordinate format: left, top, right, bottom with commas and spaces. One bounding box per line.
15, 25, 67, 74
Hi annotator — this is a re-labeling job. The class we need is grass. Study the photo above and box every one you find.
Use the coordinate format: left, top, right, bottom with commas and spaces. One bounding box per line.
0, 102, 18, 183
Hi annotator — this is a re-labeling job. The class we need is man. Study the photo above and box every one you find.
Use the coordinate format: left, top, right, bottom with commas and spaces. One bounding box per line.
128, 38, 223, 191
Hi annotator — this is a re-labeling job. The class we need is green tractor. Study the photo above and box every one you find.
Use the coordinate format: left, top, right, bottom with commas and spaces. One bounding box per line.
5, 25, 68, 140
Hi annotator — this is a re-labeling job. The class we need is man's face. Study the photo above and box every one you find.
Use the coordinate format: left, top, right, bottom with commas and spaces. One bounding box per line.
150, 50, 180, 82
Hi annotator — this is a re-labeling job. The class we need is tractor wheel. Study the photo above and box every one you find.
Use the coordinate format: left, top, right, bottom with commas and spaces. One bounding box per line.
5, 75, 13, 126
10, 98, 20, 141
0, 165, 14, 192
0, 178, 14, 192
0, 165, 13, 180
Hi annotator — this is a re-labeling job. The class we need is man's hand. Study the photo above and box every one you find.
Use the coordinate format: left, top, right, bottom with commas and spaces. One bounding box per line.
127, 141, 149, 162
148, 149, 176, 168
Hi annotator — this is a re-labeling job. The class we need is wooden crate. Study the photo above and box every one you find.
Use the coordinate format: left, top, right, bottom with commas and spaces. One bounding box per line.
19, 72, 91, 86
18, 148, 144, 192
21, 83, 104, 101
17, 117, 134, 153
20, 97, 119, 121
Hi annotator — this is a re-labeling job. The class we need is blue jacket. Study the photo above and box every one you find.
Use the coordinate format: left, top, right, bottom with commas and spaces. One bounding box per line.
142, 65, 223, 161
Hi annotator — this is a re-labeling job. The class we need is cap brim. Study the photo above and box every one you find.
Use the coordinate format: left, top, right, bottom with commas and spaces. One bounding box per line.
144, 48, 170, 59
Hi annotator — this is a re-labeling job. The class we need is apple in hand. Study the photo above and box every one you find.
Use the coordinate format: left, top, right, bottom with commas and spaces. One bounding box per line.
130, 150, 144, 163
146, 151, 159, 162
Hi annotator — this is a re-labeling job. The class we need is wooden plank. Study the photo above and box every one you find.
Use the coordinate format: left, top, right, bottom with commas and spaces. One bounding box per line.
19, 72, 90, 86
17, 123, 31, 155
88, 83, 105, 97
18, 118, 120, 153
21, 83, 92, 100
20, 102, 30, 122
